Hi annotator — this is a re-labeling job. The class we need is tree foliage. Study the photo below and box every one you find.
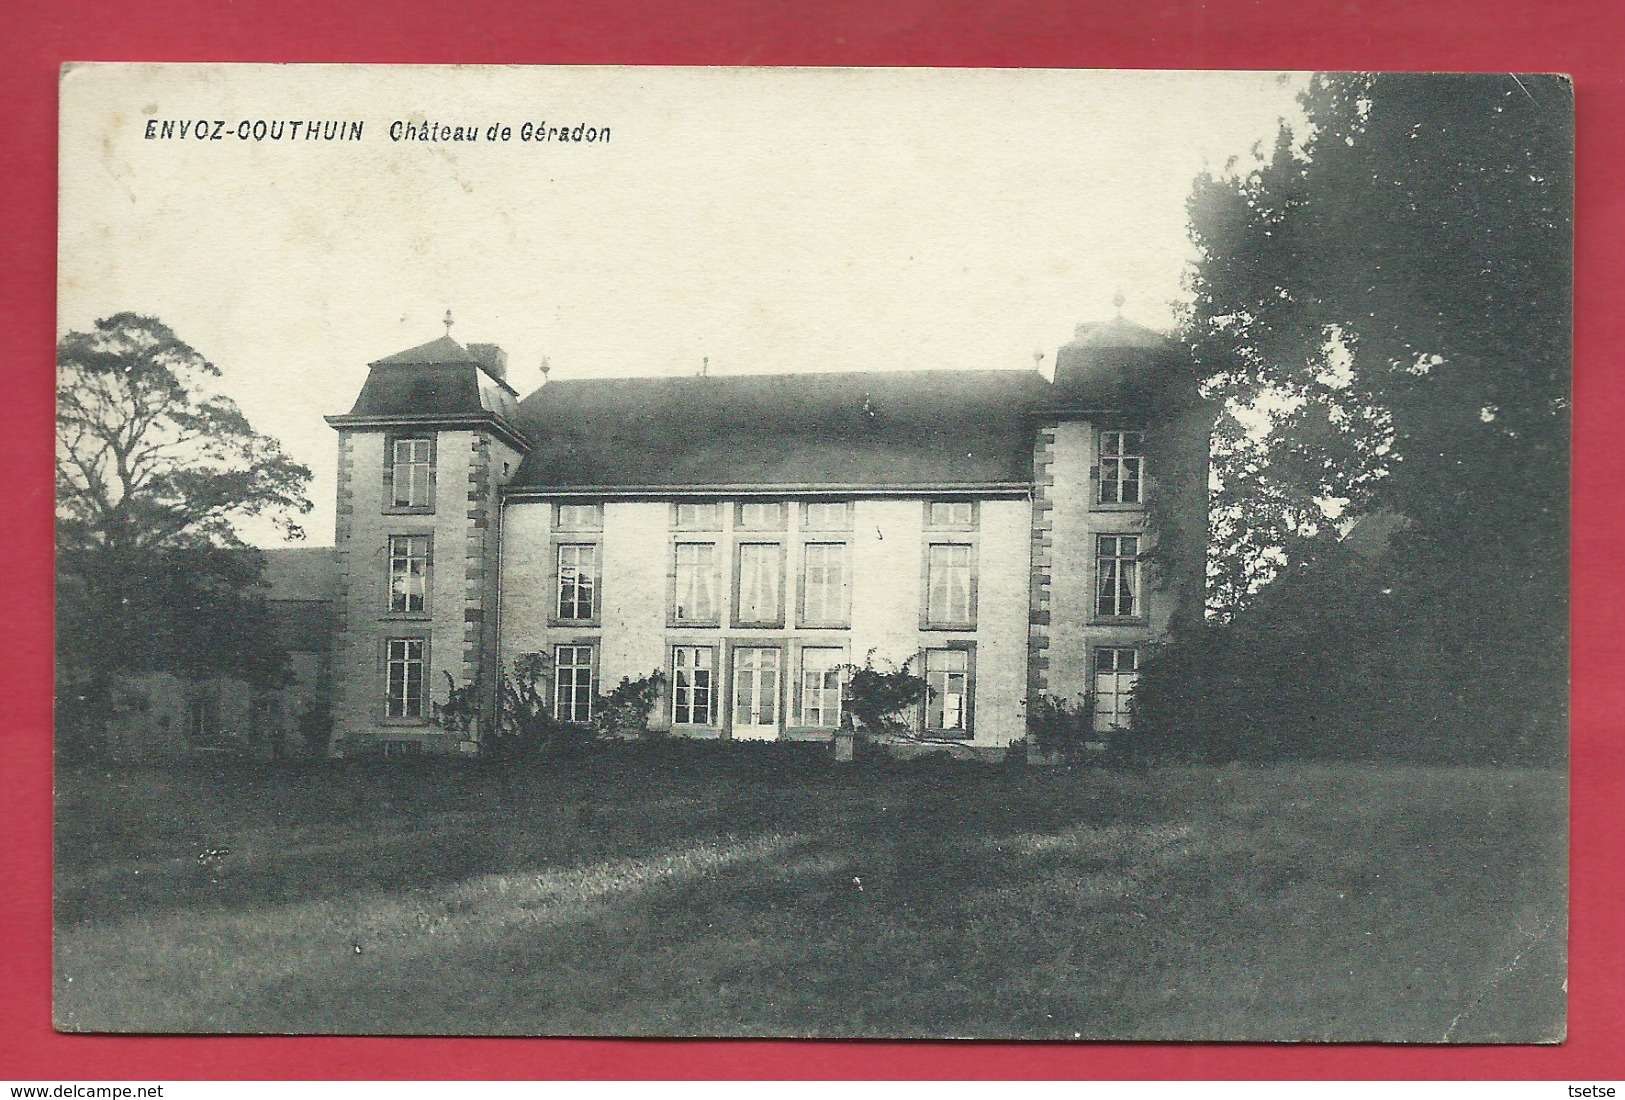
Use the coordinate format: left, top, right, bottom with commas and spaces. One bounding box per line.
56, 314, 314, 756
1185, 73, 1571, 612
1146, 73, 1571, 760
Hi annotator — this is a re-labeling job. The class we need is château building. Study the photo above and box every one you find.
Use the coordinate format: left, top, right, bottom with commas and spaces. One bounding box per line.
321, 316, 1210, 758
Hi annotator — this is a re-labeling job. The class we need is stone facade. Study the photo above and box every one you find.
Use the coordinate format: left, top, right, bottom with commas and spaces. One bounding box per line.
328, 428, 522, 756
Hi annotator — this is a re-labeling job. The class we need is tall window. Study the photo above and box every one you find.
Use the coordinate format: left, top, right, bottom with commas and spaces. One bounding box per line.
732, 647, 780, 729
671, 646, 714, 725
1093, 647, 1140, 732
926, 543, 976, 627
800, 647, 843, 728
1095, 534, 1141, 618
800, 542, 850, 627
801, 501, 852, 530
736, 543, 783, 625
555, 644, 594, 723
556, 503, 603, 531
673, 543, 718, 623
387, 535, 429, 614
925, 648, 971, 734
385, 638, 425, 719
390, 438, 432, 510
1099, 430, 1145, 505
556, 544, 597, 621
927, 501, 975, 528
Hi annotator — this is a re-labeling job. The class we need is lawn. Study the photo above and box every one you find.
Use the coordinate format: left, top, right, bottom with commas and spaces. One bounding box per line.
53, 747, 1567, 1041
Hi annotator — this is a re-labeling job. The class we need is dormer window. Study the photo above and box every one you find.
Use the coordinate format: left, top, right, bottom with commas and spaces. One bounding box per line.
388, 436, 434, 512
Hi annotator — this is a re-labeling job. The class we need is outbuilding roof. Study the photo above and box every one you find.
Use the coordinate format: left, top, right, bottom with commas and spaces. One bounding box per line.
260, 547, 336, 653
261, 546, 336, 602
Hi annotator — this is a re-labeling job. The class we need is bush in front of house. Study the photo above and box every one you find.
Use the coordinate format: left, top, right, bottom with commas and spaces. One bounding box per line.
1130, 590, 1565, 767
592, 670, 667, 740
436, 654, 670, 761
1024, 692, 1096, 761
839, 651, 930, 738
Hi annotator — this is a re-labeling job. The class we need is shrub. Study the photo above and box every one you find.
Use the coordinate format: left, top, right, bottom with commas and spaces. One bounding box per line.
839, 651, 929, 737
437, 655, 670, 760
1025, 692, 1095, 760
297, 698, 332, 759
432, 672, 483, 738
592, 669, 667, 740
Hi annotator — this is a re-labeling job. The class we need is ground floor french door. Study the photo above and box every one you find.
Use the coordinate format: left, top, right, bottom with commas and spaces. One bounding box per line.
1093, 646, 1140, 733
731, 646, 781, 740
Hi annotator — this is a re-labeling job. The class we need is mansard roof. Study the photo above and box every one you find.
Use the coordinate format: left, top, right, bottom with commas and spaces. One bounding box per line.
1065, 316, 1172, 349
330, 335, 526, 446
508, 369, 1058, 494
335, 318, 1193, 493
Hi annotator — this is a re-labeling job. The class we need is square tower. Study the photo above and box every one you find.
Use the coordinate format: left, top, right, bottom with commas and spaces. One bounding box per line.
325, 334, 530, 756
1027, 317, 1210, 736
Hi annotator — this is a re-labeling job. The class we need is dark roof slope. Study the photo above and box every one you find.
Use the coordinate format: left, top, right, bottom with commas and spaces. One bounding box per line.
510, 370, 1056, 491
1068, 317, 1171, 349
347, 363, 486, 418
1049, 317, 1195, 408
341, 336, 524, 426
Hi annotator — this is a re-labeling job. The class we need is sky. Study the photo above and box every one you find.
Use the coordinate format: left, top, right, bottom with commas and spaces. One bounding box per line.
58, 65, 1307, 547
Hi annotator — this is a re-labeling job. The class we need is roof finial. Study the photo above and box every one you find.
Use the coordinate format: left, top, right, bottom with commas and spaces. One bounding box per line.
701, 356, 709, 377
443, 309, 455, 336
1112, 288, 1126, 316
540, 355, 551, 381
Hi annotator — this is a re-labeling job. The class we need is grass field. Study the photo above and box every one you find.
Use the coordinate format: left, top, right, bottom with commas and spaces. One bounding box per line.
53, 747, 1567, 1040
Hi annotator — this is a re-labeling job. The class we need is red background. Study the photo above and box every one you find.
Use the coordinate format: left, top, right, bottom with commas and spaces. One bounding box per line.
3, 0, 1621, 1081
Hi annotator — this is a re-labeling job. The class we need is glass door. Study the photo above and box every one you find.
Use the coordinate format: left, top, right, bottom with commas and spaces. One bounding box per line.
731, 647, 781, 740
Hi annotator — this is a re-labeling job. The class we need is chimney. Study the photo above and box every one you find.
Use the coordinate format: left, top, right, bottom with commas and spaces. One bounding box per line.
466, 343, 508, 384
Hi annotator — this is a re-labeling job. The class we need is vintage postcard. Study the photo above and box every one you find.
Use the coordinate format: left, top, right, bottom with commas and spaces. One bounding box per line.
54, 64, 1570, 1040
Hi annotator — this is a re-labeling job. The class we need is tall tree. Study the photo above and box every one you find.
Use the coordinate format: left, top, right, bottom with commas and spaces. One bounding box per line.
1154, 73, 1571, 759
1185, 72, 1571, 612
56, 314, 314, 758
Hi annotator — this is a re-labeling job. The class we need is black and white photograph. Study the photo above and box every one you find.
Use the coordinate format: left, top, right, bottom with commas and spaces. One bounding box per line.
53, 64, 1570, 1041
